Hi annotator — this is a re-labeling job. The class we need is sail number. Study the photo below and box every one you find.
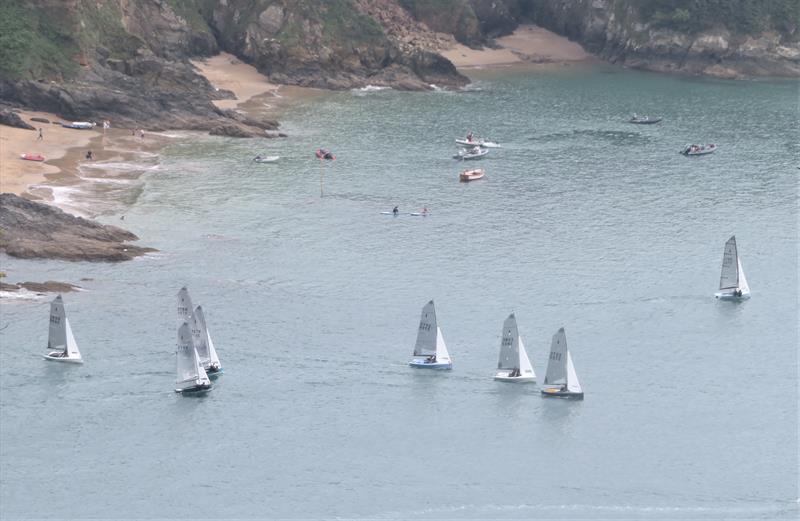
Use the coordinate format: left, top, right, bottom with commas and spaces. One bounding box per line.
549, 352, 562, 361
419, 322, 431, 331
502, 337, 512, 347
49, 315, 61, 324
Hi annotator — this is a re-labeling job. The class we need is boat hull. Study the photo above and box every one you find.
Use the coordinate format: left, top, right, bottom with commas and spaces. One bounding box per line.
205, 367, 224, 379
715, 291, 751, 300
541, 387, 583, 400
494, 373, 535, 383
175, 383, 213, 394
42, 353, 83, 364
409, 359, 452, 370
629, 118, 662, 124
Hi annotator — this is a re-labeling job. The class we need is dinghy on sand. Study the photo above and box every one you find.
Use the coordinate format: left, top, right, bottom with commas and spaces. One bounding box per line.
540, 328, 583, 399
409, 300, 452, 370
493, 313, 535, 382
175, 322, 212, 394
715, 235, 750, 300
43, 295, 83, 363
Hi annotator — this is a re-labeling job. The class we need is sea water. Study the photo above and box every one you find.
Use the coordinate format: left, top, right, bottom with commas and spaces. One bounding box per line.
1, 65, 797, 519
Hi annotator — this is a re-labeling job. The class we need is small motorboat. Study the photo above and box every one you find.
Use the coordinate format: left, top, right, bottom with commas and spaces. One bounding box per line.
253, 155, 280, 163
628, 114, 662, 124
459, 168, 485, 182
20, 153, 45, 161
315, 148, 335, 160
454, 147, 488, 160
61, 121, 95, 129
455, 138, 501, 148
681, 143, 717, 156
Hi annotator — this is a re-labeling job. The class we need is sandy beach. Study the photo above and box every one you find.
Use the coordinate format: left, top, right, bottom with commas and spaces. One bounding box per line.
441, 24, 590, 68
1, 53, 316, 212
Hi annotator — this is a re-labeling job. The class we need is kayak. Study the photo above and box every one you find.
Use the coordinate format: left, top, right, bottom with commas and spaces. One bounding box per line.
20, 153, 45, 161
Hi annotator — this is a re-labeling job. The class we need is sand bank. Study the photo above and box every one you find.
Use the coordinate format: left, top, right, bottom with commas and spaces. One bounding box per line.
441, 24, 590, 68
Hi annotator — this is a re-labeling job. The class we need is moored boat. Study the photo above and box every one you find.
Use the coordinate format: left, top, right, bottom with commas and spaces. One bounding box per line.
454, 147, 488, 160
43, 295, 83, 364
493, 313, 536, 382
540, 327, 583, 399
253, 155, 280, 163
628, 114, 662, 124
315, 148, 335, 160
681, 143, 717, 156
459, 168, 485, 182
409, 300, 452, 370
455, 137, 501, 148
715, 235, 751, 300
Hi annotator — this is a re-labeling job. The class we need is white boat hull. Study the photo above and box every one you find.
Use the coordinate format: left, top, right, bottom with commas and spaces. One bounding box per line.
494, 372, 535, 383
715, 290, 751, 300
409, 358, 452, 370
42, 352, 83, 364
175, 380, 213, 393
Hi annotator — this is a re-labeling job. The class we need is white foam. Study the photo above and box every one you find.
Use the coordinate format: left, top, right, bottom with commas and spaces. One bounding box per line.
80, 161, 159, 172
0, 289, 47, 301
355, 85, 390, 92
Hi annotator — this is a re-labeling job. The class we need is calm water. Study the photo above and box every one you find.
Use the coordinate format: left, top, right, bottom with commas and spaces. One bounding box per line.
1, 66, 798, 519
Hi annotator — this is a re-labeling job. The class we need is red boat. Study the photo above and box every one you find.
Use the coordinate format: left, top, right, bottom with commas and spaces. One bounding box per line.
20, 153, 45, 161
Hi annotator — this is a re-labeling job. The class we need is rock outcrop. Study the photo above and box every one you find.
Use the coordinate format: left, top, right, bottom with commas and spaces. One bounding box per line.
0, 108, 35, 130
0, 281, 80, 293
0, 193, 154, 262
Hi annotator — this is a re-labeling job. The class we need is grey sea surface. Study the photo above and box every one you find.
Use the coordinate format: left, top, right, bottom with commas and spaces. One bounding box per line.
1, 66, 797, 519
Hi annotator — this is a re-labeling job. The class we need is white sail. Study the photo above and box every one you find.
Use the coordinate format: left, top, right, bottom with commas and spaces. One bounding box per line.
719, 236, 739, 290
497, 314, 520, 370
64, 318, 81, 359
413, 300, 438, 357
207, 333, 220, 366
543, 327, 568, 386
434, 327, 451, 363
566, 351, 582, 393
518, 336, 535, 378
48, 295, 67, 351
737, 257, 750, 294
192, 306, 212, 364
176, 322, 200, 384
177, 286, 194, 326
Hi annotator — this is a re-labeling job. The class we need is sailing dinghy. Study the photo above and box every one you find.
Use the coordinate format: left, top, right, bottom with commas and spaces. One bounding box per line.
175, 322, 212, 394
540, 328, 583, 400
192, 305, 223, 376
43, 295, 83, 363
177, 287, 223, 376
494, 313, 535, 382
408, 300, 452, 370
715, 235, 751, 300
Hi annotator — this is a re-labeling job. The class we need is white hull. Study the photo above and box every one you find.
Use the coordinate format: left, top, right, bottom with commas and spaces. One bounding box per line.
42, 353, 83, 364
175, 379, 212, 393
493, 372, 535, 383
409, 358, 452, 370
715, 290, 751, 300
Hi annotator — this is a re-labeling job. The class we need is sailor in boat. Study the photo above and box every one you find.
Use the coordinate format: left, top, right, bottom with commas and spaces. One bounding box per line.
392, 205, 399, 216
254, 155, 262, 161
426, 355, 435, 363
421, 206, 428, 216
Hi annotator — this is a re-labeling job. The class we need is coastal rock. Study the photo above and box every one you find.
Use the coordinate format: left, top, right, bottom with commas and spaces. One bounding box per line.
0, 109, 35, 130
30, 116, 50, 124
208, 122, 265, 138
0, 193, 155, 262
1, 281, 81, 293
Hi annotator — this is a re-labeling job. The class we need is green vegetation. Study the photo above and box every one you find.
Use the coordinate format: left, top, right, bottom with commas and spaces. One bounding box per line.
0, 2, 79, 80
636, 0, 799, 38
318, 0, 384, 45
400, 0, 479, 43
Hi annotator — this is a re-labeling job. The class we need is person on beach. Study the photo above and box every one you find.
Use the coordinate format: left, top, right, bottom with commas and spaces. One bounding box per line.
37, 128, 43, 141
139, 129, 145, 139
85, 150, 93, 160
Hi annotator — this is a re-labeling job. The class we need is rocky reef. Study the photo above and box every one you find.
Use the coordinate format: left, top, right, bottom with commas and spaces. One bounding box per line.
0, 193, 154, 262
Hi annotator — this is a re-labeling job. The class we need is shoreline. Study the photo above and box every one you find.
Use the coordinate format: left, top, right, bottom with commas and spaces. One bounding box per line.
0, 53, 319, 217
441, 24, 592, 70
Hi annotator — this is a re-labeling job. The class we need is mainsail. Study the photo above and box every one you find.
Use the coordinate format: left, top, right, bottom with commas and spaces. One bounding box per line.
48, 296, 67, 351
413, 300, 438, 357
176, 322, 200, 384
719, 236, 739, 290
177, 286, 194, 326
192, 305, 212, 364
544, 327, 568, 386
497, 314, 520, 370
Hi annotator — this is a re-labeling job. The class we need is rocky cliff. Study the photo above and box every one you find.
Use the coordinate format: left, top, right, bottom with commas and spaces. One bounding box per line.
521, 0, 799, 78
